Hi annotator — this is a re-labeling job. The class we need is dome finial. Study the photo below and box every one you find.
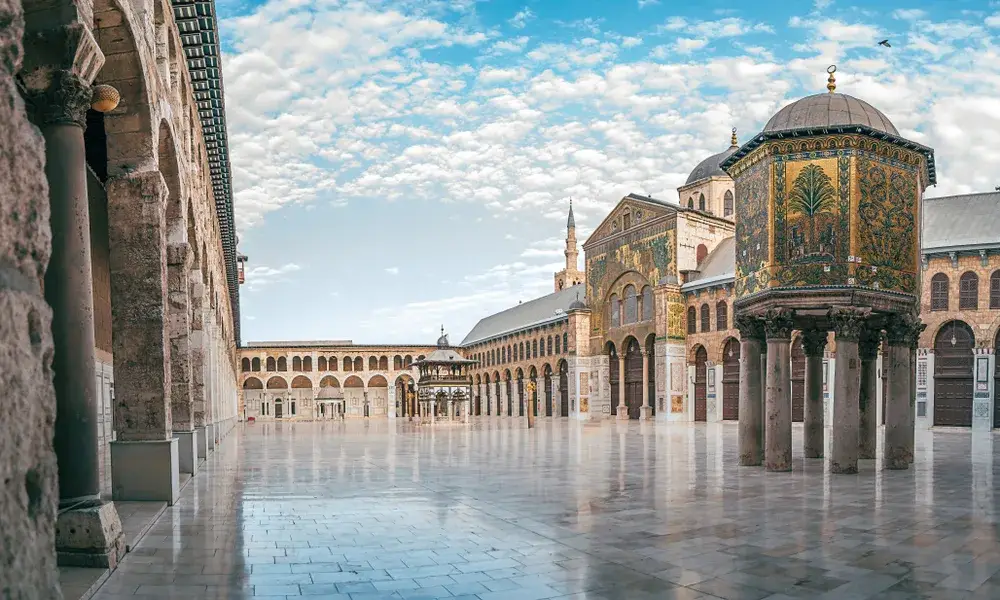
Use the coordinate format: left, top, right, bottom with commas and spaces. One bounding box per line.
730, 127, 738, 147
826, 64, 837, 94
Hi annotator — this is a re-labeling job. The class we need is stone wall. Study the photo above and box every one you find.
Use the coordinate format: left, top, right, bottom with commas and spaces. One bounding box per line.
919, 253, 1000, 348
0, 0, 60, 593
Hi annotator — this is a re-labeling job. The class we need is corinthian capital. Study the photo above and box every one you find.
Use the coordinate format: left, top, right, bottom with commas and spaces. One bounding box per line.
734, 312, 764, 341
828, 307, 868, 343
800, 329, 828, 358
25, 70, 91, 127
762, 308, 794, 341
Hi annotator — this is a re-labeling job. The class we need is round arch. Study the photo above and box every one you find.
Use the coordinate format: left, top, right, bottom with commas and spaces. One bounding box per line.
243, 377, 263, 389
266, 376, 288, 390
291, 375, 312, 389
344, 375, 365, 388
721, 337, 740, 420
319, 375, 340, 388
368, 374, 388, 387
693, 345, 708, 421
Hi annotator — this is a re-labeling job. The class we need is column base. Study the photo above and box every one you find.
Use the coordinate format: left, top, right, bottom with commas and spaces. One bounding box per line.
173, 430, 198, 475
616, 409, 629, 421
195, 426, 209, 460
206, 424, 216, 451
56, 500, 126, 569
640, 406, 653, 420
110, 439, 180, 504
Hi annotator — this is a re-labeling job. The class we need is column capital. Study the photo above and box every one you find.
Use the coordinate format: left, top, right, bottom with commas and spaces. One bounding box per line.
859, 328, 882, 360
828, 307, 868, 342
762, 308, 794, 341
801, 329, 828, 358
885, 313, 925, 348
734, 313, 765, 341
25, 69, 92, 127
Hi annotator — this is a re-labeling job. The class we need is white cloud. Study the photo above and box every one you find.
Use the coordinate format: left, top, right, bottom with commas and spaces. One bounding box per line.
675, 38, 709, 54
892, 9, 927, 20
509, 7, 534, 29
385, 267, 400, 275
988, 14, 1000, 28
243, 263, 302, 290
637, 0, 659, 8
622, 36, 643, 49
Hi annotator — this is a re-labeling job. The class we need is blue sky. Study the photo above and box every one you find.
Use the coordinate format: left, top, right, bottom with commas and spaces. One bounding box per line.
216, 0, 1000, 344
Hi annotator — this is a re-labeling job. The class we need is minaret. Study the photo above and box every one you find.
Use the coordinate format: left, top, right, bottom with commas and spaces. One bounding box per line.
554, 200, 583, 292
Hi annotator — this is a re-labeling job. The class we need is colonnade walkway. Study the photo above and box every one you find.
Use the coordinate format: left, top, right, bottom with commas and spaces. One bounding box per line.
89, 420, 1000, 599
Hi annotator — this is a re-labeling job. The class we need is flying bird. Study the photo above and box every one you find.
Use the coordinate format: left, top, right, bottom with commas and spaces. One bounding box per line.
878, 39, 891, 47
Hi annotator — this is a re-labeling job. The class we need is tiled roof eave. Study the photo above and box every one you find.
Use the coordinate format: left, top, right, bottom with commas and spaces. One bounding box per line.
681, 273, 736, 293
460, 313, 569, 347
173, 0, 240, 345
720, 125, 937, 186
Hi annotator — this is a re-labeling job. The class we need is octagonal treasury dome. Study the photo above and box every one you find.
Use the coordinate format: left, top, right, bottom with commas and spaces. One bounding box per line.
763, 92, 898, 136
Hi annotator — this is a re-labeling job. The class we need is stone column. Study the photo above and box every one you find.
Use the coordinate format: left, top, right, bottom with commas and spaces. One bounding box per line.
763, 309, 794, 472
617, 354, 627, 420
167, 242, 197, 474
26, 66, 127, 569
640, 350, 652, 420
735, 314, 765, 466
907, 322, 924, 463
858, 328, 881, 460
884, 314, 921, 469
829, 307, 866, 474
801, 329, 827, 459
189, 274, 209, 458
106, 170, 180, 504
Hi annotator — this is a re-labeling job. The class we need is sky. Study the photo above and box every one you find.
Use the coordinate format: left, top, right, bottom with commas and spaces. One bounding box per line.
216, 0, 1000, 345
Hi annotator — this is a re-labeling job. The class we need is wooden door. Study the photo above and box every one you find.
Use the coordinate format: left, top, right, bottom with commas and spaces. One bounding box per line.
609, 351, 620, 416
275, 401, 283, 419
934, 321, 974, 427
722, 339, 740, 420
625, 341, 643, 419
694, 346, 707, 421
791, 338, 805, 422
544, 372, 553, 416
559, 363, 569, 416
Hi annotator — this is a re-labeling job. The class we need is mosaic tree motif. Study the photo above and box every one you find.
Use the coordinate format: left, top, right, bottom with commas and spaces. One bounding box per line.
855, 156, 918, 294
788, 163, 836, 260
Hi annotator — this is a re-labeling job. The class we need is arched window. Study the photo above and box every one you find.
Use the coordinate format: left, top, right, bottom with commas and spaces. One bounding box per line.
563, 332, 568, 353
318, 356, 327, 371
303, 356, 312, 372
959, 272, 979, 310
537, 338, 544, 357
241, 357, 250, 372
610, 294, 620, 327
404, 355, 412, 368
716, 301, 728, 331
519, 342, 525, 361
394, 355, 402, 370
251, 357, 261, 371
724, 189, 734, 217
624, 285, 638, 324
292, 356, 302, 371
547, 336, 553, 355
330, 357, 338, 371
698, 193, 706, 211
555, 335, 561, 354
343, 357, 352, 371
379, 356, 388, 370
354, 357, 363, 371
687, 306, 697, 334
931, 273, 949, 311
991, 270, 1000, 309
623, 210, 631, 230
369, 356, 378, 371
277, 356, 287, 371
687, 197, 694, 209
641, 286, 653, 321
532, 339, 538, 358
700, 304, 711, 332
266, 356, 276, 371
696, 244, 708, 265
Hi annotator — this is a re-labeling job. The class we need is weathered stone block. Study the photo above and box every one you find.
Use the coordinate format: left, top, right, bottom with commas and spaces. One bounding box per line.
110, 438, 180, 504
174, 430, 198, 475
55, 500, 126, 569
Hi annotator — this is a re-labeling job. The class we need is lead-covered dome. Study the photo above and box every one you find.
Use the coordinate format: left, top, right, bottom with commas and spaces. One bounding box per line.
685, 144, 738, 185
763, 93, 898, 136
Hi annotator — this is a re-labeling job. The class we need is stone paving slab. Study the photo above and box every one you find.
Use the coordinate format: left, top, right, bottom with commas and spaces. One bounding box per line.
89, 420, 1000, 600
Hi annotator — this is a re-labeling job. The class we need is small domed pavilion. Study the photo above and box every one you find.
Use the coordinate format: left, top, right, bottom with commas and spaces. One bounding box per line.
721, 66, 934, 474
412, 327, 477, 422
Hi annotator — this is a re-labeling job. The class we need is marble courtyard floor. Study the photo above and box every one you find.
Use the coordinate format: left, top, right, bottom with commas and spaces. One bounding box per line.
90, 420, 1000, 600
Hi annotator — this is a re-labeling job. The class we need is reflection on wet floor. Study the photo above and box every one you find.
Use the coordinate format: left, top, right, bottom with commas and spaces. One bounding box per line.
92, 420, 1000, 599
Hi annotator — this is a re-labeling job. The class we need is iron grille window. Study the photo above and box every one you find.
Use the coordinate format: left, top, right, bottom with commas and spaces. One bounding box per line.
991, 270, 1000, 309
562, 332, 568, 353
716, 301, 728, 331
930, 273, 949, 311
687, 307, 697, 334
959, 272, 978, 310
700, 304, 711, 332
724, 190, 734, 217
555, 336, 561, 354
